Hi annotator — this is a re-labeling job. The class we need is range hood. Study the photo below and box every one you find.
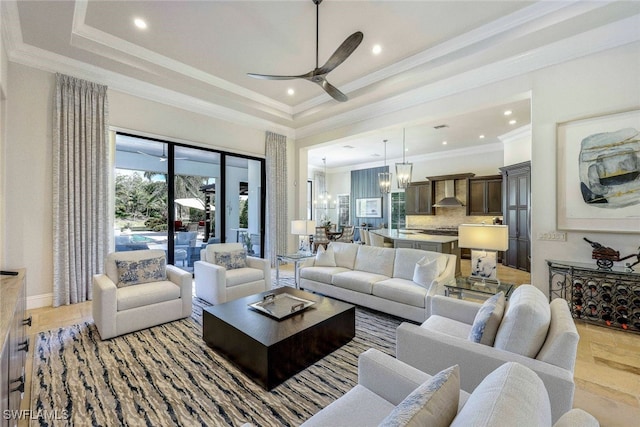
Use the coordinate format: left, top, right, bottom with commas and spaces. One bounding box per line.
433, 180, 464, 207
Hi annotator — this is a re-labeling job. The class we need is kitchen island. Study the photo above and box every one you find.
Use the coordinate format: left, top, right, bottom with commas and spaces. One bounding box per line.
370, 229, 461, 276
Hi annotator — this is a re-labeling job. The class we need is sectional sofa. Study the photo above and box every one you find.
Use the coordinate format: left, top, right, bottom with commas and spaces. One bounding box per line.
299, 242, 456, 322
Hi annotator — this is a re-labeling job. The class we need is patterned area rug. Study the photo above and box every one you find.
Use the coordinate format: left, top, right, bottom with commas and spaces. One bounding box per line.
30, 274, 405, 426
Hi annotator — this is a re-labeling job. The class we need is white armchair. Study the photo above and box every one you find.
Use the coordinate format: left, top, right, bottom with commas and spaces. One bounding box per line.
92, 249, 193, 340
194, 243, 270, 305
396, 285, 579, 423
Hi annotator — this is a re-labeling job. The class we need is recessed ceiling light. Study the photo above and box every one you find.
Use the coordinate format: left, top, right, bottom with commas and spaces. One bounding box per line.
372, 44, 382, 55
287, 88, 295, 96
134, 18, 148, 29
504, 110, 512, 116
509, 119, 517, 125
442, 141, 448, 145
479, 134, 485, 139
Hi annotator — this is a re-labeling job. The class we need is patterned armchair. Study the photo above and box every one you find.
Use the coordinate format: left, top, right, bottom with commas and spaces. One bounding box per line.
336, 225, 354, 243
312, 226, 330, 252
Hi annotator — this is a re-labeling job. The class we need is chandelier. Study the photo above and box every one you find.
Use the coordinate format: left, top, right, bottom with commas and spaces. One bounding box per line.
378, 139, 391, 194
395, 128, 413, 189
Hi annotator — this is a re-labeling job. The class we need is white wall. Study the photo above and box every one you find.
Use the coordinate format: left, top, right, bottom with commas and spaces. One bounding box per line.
2, 63, 271, 304
501, 125, 532, 166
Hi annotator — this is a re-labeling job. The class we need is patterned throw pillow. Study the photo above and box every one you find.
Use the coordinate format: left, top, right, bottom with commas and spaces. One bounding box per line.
214, 249, 247, 270
379, 364, 460, 427
115, 256, 167, 288
468, 291, 506, 345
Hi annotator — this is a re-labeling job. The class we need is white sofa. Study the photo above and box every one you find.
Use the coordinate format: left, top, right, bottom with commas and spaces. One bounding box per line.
396, 285, 579, 423
299, 242, 456, 322
92, 249, 193, 339
301, 349, 598, 427
194, 243, 271, 305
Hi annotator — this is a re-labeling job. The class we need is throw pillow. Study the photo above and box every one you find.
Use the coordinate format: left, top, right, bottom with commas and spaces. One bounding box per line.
468, 291, 506, 346
315, 245, 337, 267
214, 249, 247, 270
115, 256, 166, 288
379, 365, 460, 427
412, 257, 438, 289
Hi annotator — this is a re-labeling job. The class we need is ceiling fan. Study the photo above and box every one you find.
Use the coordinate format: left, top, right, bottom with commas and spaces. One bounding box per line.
137, 145, 187, 161
247, 0, 363, 102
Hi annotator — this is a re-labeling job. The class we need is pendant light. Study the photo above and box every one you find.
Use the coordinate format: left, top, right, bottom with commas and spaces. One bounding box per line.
378, 139, 391, 194
396, 128, 413, 189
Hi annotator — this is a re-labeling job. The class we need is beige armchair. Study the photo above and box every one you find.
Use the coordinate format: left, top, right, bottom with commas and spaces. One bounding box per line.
92, 249, 193, 340
194, 243, 270, 305
396, 285, 579, 423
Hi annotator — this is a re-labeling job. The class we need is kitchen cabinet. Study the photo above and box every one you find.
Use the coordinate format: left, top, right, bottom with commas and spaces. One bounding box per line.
405, 181, 433, 215
499, 162, 531, 272
467, 175, 502, 216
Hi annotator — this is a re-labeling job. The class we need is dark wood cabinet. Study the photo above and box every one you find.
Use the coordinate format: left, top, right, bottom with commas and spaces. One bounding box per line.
467, 175, 502, 216
499, 162, 531, 272
405, 181, 434, 215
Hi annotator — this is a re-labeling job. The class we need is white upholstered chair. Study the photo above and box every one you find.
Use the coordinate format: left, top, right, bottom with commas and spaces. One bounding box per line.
194, 243, 270, 305
92, 249, 193, 340
369, 230, 393, 248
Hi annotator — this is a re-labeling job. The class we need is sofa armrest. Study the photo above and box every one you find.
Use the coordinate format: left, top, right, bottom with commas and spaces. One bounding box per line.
396, 323, 575, 423
247, 256, 272, 289
194, 260, 227, 304
92, 274, 118, 339
166, 264, 193, 317
430, 295, 481, 325
358, 349, 431, 406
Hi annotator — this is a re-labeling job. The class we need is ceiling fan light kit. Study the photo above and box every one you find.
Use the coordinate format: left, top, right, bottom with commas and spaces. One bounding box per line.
247, 0, 363, 102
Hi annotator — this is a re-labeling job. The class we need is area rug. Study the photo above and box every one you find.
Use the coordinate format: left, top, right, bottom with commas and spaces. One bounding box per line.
30, 276, 405, 426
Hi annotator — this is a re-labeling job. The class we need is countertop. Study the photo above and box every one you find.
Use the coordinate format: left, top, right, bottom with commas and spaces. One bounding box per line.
370, 229, 458, 244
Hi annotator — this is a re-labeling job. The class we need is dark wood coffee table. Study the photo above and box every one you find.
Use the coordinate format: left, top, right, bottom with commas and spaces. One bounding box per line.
202, 287, 355, 390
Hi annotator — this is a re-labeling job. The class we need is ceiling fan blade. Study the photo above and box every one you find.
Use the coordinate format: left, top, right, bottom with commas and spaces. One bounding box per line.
314, 78, 348, 102
317, 31, 363, 75
247, 71, 312, 81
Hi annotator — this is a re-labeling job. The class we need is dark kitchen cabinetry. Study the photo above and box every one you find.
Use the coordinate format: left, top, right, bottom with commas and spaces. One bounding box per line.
405, 181, 434, 215
467, 175, 502, 216
499, 162, 531, 272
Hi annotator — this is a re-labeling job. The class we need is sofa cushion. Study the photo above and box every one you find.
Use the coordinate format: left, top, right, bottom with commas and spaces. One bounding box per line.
535, 298, 579, 371
329, 242, 360, 269
468, 291, 505, 346
392, 248, 433, 280
214, 249, 247, 270
115, 256, 167, 288
355, 245, 396, 276
226, 267, 264, 287
412, 257, 438, 289
300, 266, 350, 284
494, 285, 551, 358
450, 362, 552, 427
332, 270, 389, 294
314, 245, 336, 267
373, 278, 428, 308
379, 364, 460, 427
117, 280, 180, 311
301, 384, 394, 427
421, 315, 472, 340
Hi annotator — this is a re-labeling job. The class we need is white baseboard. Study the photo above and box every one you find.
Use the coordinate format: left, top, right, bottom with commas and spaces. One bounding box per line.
27, 293, 53, 309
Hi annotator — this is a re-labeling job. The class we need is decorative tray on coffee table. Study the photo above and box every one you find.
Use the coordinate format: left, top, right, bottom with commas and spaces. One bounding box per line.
248, 292, 315, 320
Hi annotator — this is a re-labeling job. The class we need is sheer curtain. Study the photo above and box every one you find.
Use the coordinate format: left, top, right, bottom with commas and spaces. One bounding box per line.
265, 131, 288, 266
52, 74, 110, 306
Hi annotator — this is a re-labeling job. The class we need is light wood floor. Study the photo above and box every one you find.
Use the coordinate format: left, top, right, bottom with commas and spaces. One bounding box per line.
19, 263, 640, 427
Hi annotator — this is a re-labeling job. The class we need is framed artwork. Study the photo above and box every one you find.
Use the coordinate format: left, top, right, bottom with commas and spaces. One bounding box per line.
557, 109, 640, 233
356, 197, 382, 218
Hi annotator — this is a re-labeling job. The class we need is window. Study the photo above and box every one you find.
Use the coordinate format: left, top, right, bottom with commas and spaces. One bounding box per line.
337, 194, 350, 226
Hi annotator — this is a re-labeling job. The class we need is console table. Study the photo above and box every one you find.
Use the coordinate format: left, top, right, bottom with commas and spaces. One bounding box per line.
547, 260, 640, 334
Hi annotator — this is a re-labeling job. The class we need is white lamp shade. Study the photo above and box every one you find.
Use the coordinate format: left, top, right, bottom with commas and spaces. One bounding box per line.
291, 220, 316, 235
458, 224, 508, 251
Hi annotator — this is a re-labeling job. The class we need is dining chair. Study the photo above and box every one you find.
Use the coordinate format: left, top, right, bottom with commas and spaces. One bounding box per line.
313, 226, 330, 252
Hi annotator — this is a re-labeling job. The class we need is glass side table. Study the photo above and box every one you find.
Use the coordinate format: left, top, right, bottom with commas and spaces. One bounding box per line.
444, 276, 515, 301
276, 253, 316, 289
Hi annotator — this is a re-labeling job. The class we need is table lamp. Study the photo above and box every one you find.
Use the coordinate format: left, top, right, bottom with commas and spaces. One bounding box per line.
458, 224, 508, 282
291, 220, 316, 254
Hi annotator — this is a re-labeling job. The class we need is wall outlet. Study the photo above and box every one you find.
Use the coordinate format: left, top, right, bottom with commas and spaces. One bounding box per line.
537, 231, 567, 241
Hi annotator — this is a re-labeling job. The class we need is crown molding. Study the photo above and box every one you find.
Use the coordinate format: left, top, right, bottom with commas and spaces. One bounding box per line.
295, 15, 640, 140
70, 0, 294, 118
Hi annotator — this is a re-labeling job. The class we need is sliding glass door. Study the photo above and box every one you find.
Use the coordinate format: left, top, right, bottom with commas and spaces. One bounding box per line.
114, 133, 265, 272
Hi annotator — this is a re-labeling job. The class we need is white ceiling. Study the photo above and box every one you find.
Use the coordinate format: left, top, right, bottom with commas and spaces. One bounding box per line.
3, 1, 640, 168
